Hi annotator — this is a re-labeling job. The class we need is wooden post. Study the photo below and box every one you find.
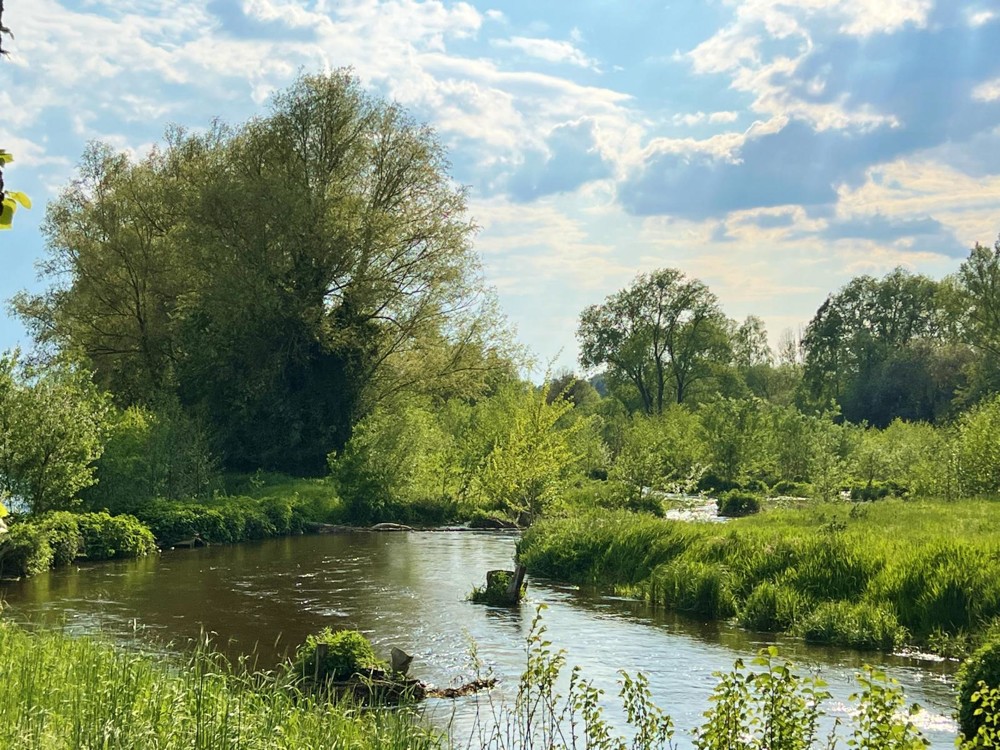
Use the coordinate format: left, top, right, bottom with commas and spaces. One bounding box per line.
314, 642, 328, 683
505, 563, 526, 604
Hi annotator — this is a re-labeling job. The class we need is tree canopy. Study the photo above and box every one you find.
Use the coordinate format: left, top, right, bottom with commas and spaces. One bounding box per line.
578, 268, 730, 413
15, 72, 511, 474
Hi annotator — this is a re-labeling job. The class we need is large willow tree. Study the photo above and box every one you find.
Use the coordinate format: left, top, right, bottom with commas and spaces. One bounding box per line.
16, 72, 509, 473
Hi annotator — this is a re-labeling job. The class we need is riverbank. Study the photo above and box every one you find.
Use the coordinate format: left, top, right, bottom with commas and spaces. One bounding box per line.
518, 499, 1000, 655
0, 474, 500, 579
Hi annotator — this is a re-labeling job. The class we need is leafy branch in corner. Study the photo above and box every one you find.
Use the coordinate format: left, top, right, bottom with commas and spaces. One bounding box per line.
0, 0, 31, 229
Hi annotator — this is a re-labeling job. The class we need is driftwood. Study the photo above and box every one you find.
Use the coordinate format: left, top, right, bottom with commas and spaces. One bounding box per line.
370, 522, 414, 532
161, 533, 209, 549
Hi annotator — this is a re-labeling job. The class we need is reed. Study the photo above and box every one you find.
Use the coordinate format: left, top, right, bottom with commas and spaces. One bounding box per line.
0, 623, 439, 749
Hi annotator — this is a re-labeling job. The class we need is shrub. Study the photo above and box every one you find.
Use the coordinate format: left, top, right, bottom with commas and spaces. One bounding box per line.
771, 480, 812, 497
38, 512, 83, 566
292, 629, 384, 682
958, 637, 1000, 739
0, 524, 54, 577
716, 491, 762, 518
739, 581, 814, 632
76, 512, 157, 560
800, 601, 907, 651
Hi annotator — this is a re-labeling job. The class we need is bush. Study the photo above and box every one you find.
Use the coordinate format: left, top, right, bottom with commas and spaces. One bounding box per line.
848, 481, 906, 502
292, 629, 384, 682
800, 601, 907, 651
0, 524, 55, 577
716, 491, 762, 518
770, 480, 812, 497
697, 471, 740, 494
958, 637, 1000, 739
76, 512, 157, 560
739, 581, 814, 632
38, 512, 83, 566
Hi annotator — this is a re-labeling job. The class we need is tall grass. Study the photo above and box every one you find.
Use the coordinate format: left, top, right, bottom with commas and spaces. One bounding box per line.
0, 623, 439, 749
518, 499, 1000, 652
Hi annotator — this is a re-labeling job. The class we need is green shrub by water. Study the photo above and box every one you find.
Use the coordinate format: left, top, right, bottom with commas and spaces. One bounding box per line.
958, 637, 1000, 739
0, 512, 156, 577
519, 500, 1000, 652
292, 628, 385, 682
715, 490, 761, 517
0, 623, 437, 749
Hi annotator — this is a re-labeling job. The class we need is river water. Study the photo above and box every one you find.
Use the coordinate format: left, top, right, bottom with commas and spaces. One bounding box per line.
0, 530, 959, 747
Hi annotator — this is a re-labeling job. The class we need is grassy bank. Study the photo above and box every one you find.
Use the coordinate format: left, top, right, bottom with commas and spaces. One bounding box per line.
0, 622, 438, 749
518, 499, 1000, 653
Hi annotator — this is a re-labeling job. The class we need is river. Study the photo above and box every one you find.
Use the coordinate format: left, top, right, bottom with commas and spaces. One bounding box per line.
0, 530, 959, 747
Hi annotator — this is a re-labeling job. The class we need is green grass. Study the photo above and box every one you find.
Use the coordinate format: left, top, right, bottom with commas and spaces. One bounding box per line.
0, 622, 438, 749
518, 498, 1000, 652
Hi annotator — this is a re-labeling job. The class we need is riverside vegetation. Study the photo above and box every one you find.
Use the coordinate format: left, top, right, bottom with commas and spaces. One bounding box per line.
7, 69, 1000, 745
1, 608, 990, 750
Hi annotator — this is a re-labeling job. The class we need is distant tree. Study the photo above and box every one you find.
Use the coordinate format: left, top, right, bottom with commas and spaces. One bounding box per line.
578, 269, 731, 413
800, 268, 957, 425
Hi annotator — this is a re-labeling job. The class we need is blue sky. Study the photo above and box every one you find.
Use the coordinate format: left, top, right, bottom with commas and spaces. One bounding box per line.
2, 0, 1000, 374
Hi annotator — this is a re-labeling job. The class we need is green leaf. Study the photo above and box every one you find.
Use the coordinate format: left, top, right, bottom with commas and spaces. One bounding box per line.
0, 150, 12, 166
0, 200, 15, 229
6, 191, 31, 209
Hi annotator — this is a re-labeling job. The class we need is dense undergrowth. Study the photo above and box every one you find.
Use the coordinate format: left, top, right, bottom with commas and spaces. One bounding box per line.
518, 499, 1000, 654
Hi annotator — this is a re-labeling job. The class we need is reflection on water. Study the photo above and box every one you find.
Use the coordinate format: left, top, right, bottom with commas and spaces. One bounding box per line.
0, 531, 959, 747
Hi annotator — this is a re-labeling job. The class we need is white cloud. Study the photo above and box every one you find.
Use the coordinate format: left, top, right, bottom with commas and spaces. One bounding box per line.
973, 77, 1000, 102
492, 36, 599, 70
672, 110, 740, 126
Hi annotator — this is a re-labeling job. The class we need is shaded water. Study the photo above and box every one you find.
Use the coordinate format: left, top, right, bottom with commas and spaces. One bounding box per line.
0, 531, 959, 747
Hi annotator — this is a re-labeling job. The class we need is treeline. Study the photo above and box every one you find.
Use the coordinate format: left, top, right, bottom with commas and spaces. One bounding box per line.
4, 69, 1000, 531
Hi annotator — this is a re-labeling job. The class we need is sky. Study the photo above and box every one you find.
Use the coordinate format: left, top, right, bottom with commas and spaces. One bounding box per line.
2, 0, 1000, 375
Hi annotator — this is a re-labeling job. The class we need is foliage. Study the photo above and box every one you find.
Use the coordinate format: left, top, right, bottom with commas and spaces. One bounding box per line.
800, 601, 908, 651
17, 71, 512, 475
715, 490, 762, 517
292, 629, 384, 682
0, 523, 53, 577
578, 268, 730, 413
694, 647, 831, 750
801, 267, 957, 426
134, 495, 313, 546
959, 638, 1000, 739
469, 569, 523, 605
0, 622, 438, 749
470, 381, 582, 524
75, 512, 157, 560
0, 351, 109, 514
609, 406, 706, 502
330, 399, 454, 524
956, 395, 1000, 496
738, 581, 813, 632
960, 684, 1000, 748
519, 499, 1000, 651
82, 403, 218, 514
37, 511, 83, 566
0, 150, 31, 230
